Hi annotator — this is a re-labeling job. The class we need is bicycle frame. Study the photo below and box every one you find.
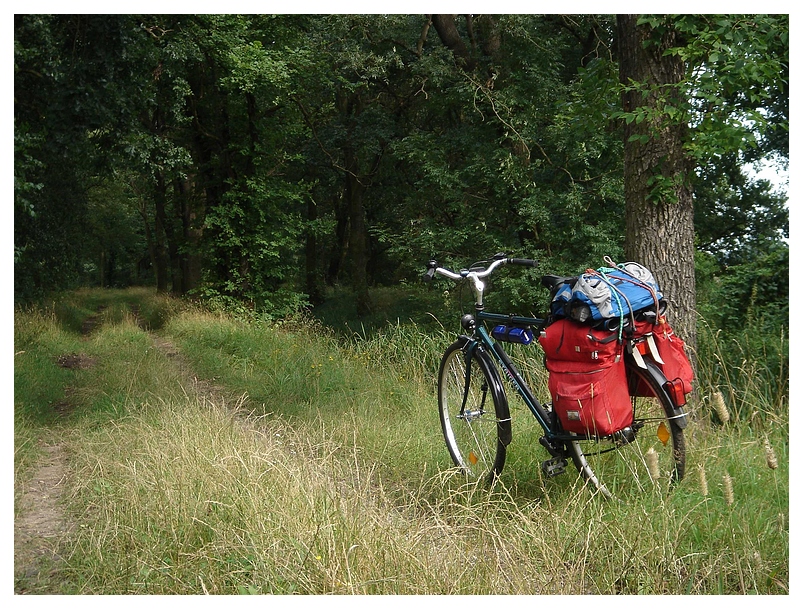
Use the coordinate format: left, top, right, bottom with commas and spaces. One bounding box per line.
472, 311, 555, 434
427, 257, 563, 439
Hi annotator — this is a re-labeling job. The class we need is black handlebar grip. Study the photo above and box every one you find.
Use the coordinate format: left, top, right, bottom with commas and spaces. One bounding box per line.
423, 260, 437, 282
509, 258, 538, 267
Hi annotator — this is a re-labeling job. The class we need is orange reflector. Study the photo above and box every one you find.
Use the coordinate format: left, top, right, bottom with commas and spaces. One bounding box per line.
657, 421, 670, 446
636, 341, 649, 355
468, 452, 479, 465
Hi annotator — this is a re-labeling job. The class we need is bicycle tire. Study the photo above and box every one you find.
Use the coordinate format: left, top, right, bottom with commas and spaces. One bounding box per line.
566, 359, 686, 499
438, 339, 510, 483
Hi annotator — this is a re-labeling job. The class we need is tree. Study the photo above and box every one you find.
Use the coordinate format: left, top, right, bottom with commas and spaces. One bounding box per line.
129, 15, 311, 310
292, 15, 425, 315
617, 15, 697, 347
417, 14, 626, 310
615, 14, 788, 349
694, 155, 788, 266
14, 15, 153, 299
14, 13, 787, 333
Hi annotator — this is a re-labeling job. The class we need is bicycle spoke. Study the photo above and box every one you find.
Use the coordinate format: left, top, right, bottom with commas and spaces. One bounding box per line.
438, 342, 506, 480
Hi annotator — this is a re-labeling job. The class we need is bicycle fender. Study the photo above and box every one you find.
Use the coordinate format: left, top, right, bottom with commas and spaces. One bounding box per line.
455, 335, 513, 446
638, 359, 689, 429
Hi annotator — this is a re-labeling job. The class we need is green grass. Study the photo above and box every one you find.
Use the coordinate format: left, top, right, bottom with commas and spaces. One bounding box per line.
696, 317, 788, 425
14, 287, 789, 594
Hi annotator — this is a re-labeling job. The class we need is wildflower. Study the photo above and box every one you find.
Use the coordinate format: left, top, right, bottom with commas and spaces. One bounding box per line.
698, 463, 708, 496
723, 473, 734, 506
646, 447, 660, 481
712, 391, 730, 425
763, 437, 778, 470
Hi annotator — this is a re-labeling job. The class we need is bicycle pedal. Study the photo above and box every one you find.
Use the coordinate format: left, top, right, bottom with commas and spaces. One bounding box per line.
541, 457, 568, 478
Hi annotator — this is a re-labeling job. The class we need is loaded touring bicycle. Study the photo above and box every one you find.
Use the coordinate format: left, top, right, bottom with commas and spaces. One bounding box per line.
424, 254, 691, 498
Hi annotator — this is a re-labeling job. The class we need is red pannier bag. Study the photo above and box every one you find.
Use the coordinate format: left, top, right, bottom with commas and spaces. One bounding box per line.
627, 316, 694, 401
539, 318, 633, 437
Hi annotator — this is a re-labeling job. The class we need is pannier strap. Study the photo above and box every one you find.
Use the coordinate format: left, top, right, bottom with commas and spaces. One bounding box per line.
590, 257, 662, 340
602, 256, 662, 311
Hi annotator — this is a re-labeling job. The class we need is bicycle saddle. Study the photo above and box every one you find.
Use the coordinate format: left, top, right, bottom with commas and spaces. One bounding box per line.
540, 275, 576, 291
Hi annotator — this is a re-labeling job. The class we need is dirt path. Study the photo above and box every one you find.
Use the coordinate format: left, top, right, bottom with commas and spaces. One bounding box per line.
13, 440, 73, 593
12, 310, 106, 593
14, 305, 232, 594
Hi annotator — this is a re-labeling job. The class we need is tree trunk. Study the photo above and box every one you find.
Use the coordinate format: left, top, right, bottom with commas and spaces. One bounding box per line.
175, 177, 204, 294
431, 15, 474, 69
431, 14, 500, 70
152, 173, 171, 293
305, 198, 324, 306
336, 88, 372, 315
618, 15, 697, 351
345, 161, 371, 316
326, 193, 349, 285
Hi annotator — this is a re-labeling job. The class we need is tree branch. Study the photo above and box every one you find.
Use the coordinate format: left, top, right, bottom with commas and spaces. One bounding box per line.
431, 14, 476, 70
416, 15, 432, 57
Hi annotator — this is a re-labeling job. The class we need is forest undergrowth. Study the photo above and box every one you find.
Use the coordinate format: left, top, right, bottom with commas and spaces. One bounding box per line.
13, 287, 788, 595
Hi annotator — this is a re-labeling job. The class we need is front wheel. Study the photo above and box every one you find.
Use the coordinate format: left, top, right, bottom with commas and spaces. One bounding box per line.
567, 360, 687, 499
438, 339, 510, 483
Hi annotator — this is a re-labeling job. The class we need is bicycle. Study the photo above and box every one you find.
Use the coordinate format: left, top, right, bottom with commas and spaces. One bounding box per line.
424, 253, 688, 499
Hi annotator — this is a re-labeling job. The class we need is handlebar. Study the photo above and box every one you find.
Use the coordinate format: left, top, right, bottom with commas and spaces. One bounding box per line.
423, 255, 538, 308
424, 256, 537, 282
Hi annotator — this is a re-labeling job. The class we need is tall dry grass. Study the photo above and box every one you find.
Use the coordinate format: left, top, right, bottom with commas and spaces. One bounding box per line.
14, 289, 789, 594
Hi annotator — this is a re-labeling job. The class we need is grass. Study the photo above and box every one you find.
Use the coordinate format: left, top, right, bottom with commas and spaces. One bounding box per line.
696, 317, 788, 425
13, 287, 788, 594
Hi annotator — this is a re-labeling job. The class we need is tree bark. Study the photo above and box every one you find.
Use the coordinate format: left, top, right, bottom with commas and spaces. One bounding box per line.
305, 198, 324, 306
175, 176, 204, 294
431, 14, 500, 70
618, 15, 697, 352
326, 193, 349, 285
335, 88, 372, 315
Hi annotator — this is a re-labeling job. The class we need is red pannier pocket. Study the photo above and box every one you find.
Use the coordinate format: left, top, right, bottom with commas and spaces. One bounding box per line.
627, 318, 694, 398
539, 318, 621, 366
539, 319, 633, 437
627, 318, 658, 397
654, 322, 693, 394
546, 359, 633, 436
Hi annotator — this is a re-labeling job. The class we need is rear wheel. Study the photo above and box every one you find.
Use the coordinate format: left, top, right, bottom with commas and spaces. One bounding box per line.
566, 360, 686, 499
438, 340, 509, 483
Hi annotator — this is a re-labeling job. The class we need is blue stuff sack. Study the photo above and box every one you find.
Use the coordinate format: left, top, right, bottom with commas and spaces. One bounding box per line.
491, 325, 534, 345
550, 262, 662, 324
